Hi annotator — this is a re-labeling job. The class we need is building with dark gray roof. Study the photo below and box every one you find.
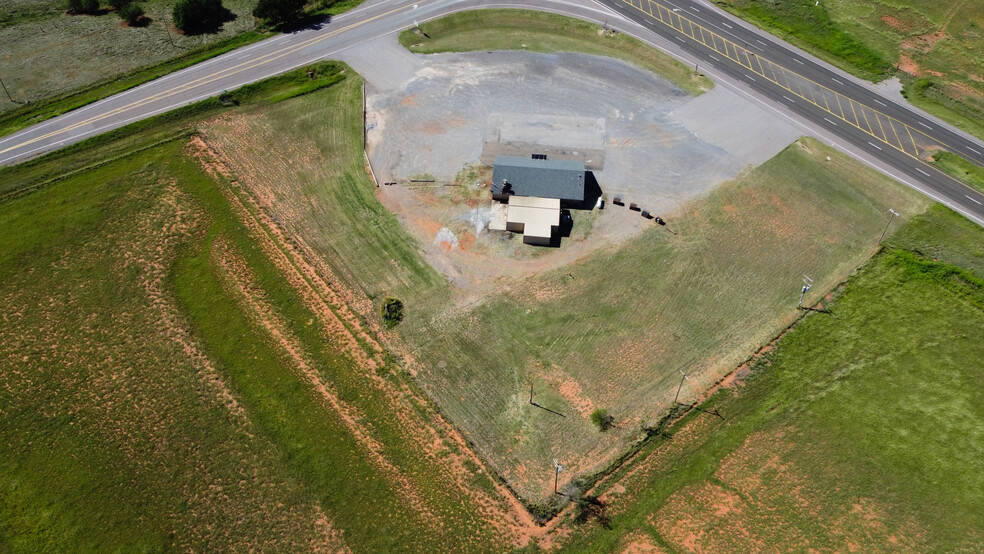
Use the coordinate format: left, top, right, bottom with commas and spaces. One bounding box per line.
491, 155, 586, 206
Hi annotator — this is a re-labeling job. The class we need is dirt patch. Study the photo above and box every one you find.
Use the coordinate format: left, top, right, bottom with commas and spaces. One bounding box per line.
901, 30, 946, 54
880, 15, 910, 32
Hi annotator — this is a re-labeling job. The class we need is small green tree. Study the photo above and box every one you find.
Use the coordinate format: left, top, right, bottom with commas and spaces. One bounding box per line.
65, 0, 100, 15
252, 0, 306, 26
381, 298, 404, 327
172, 0, 227, 34
118, 2, 144, 24
590, 408, 614, 431
108, 0, 131, 8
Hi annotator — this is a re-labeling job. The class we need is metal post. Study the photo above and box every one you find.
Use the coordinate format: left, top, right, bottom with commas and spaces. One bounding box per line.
529, 382, 533, 404
878, 209, 900, 243
798, 276, 813, 307
553, 459, 563, 495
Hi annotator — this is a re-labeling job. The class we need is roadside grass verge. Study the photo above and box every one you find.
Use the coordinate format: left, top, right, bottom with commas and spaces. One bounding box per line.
932, 150, 984, 194
560, 205, 984, 551
396, 138, 929, 502
713, 0, 891, 80
0, 61, 348, 198
399, 9, 713, 95
0, 66, 510, 551
0, 30, 267, 139
901, 77, 984, 143
0, 0, 261, 117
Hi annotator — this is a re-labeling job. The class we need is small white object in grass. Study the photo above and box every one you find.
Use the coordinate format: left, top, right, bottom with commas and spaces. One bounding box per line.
826, 156, 831, 161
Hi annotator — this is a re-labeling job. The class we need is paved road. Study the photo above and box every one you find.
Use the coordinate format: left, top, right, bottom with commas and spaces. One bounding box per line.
2, 0, 983, 226
597, 0, 984, 224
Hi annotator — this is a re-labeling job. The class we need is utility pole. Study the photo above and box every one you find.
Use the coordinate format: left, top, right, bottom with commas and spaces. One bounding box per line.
798, 275, 814, 307
161, 11, 176, 48
553, 459, 563, 495
673, 370, 689, 404
0, 76, 15, 103
878, 208, 900, 243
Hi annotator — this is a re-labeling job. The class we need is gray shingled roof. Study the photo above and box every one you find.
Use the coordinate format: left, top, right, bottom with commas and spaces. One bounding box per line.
490, 155, 586, 203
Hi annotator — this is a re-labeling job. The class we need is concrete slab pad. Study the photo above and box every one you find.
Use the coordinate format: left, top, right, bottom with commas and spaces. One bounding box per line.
336, 33, 423, 92
668, 86, 802, 168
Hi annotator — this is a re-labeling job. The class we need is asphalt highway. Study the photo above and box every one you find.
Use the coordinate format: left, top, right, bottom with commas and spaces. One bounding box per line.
2, 0, 983, 226
598, 0, 984, 224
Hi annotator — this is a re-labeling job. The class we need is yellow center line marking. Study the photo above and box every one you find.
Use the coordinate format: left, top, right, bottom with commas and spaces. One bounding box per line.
859, 104, 875, 135
874, 110, 888, 142
1, 1, 418, 157
905, 123, 920, 156
620, 0, 961, 162
887, 118, 905, 152
819, 87, 831, 112
848, 98, 861, 129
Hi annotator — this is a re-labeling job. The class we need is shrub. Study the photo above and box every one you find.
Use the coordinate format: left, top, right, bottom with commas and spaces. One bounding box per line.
172, 0, 228, 34
119, 2, 144, 24
253, 0, 306, 26
381, 298, 404, 327
574, 495, 611, 528
108, 0, 131, 8
65, 0, 100, 14
590, 408, 614, 431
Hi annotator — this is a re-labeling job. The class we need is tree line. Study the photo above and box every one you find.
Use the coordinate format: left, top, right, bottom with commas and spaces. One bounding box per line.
65, 0, 318, 32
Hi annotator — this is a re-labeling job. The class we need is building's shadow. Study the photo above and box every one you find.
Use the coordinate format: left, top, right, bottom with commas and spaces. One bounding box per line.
581, 171, 603, 210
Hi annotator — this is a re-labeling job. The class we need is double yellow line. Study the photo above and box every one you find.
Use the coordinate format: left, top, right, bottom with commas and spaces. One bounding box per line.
1, 1, 418, 158
621, 0, 950, 161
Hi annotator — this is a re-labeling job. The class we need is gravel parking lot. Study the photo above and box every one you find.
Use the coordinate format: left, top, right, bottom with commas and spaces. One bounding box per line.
347, 38, 801, 286
364, 45, 800, 215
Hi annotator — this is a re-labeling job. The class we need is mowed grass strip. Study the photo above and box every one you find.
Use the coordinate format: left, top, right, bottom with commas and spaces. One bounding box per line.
561, 205, 984, 552
400, 138, 930, 502
932, 150, 984, 194
0, 72, 508, 550
399, 9, 713, 95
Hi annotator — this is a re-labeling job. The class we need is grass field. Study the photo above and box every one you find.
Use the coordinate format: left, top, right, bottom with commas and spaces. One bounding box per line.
0, 65, 535, 551
399, 10, 713, 96
716, 0, 984, 140
557, 204, 984, 551
211, 65, 933, 504
394, 138, 930, 504
205, 23, 941, 504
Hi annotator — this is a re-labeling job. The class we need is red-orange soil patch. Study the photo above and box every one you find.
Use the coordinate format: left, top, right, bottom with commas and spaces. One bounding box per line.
880, 15, 910, 32
188, 136, 555, 549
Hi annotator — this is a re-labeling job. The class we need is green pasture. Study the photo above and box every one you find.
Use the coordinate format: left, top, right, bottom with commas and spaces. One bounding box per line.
561, 204, 984, 551
0, 66, 506, 552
